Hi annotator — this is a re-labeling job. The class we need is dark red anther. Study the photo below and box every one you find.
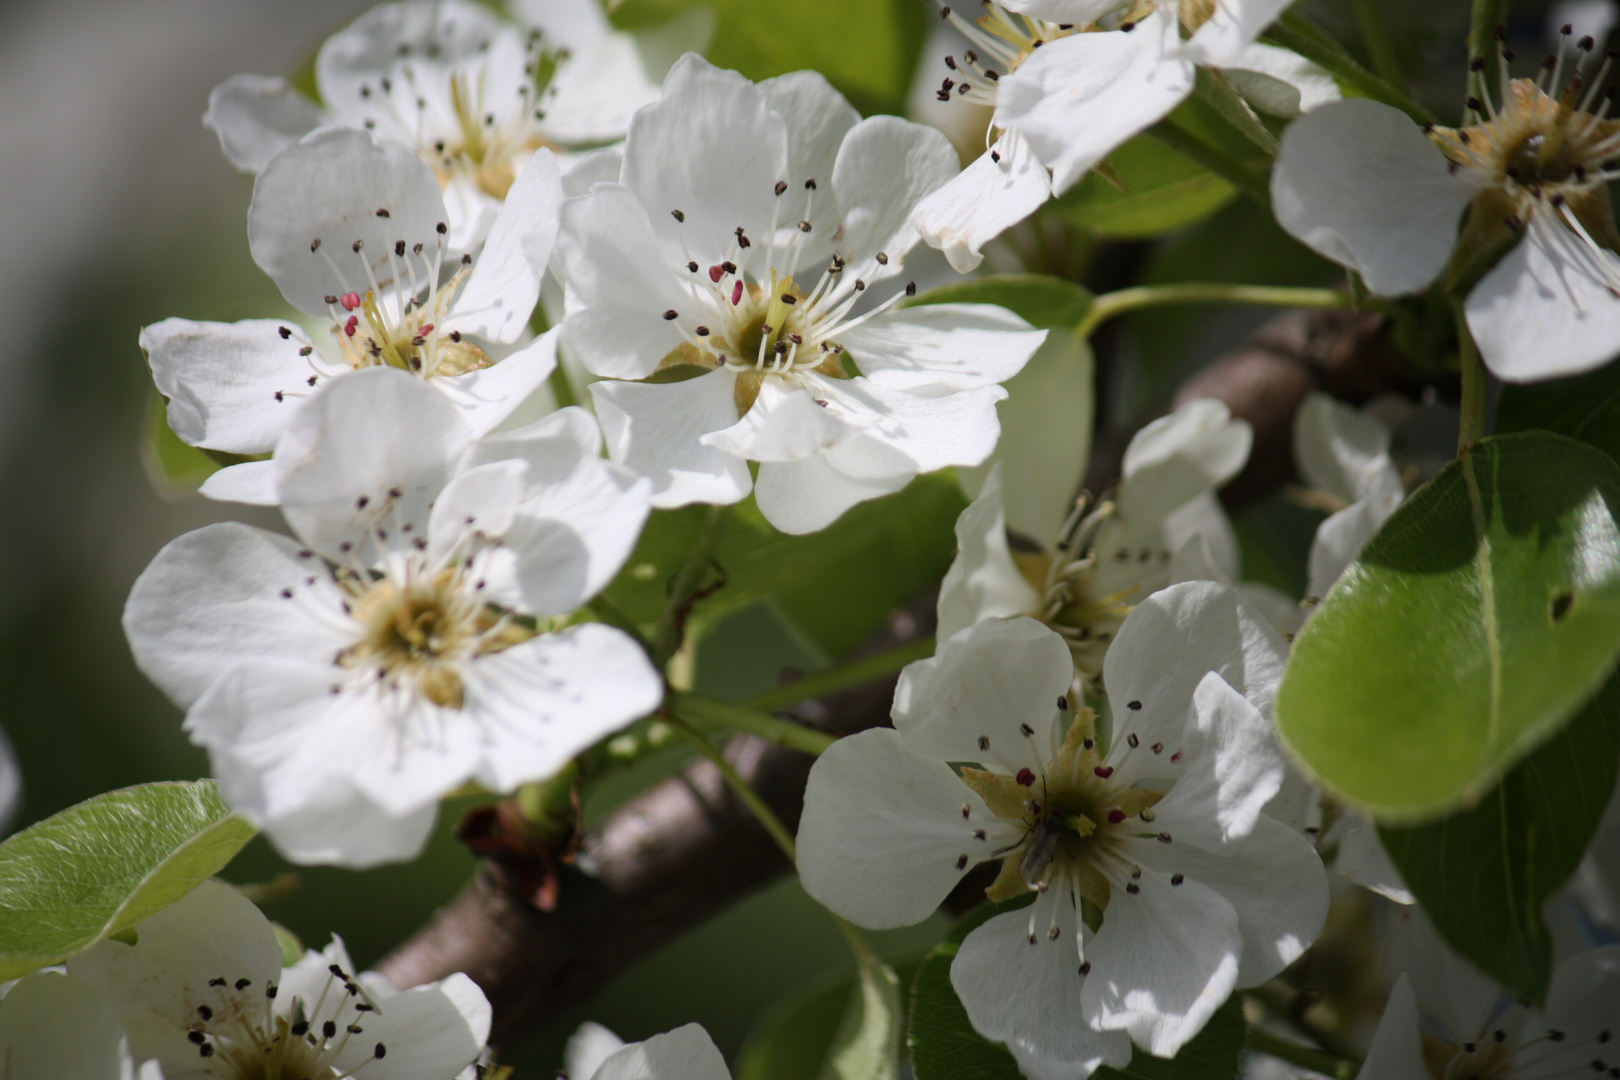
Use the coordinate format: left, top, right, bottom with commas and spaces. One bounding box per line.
1015, 768, 1036, 787
1170, 751, 1182, 764
731, 280, 744, 306
1107, 809, 1126, 824
709, 264, 726, 283
1093, 765, 1114, 779
344, 315, 359, 337
418, 324, 433, 335
340, 292, 363, 311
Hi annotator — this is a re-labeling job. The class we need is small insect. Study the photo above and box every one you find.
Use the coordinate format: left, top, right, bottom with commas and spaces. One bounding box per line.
1019, 814, 1064, 889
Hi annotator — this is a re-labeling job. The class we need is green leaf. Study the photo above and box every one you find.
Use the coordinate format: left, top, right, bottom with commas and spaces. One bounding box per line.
0, 780, 257, 981
909, 274, 1095, 330
1277, 431, 1620, 820
603, 477, 966, 660
909, 898, 1244, 1080
738, 953, 926, 1080
1497, 361, 1620, 469
1378, 672, 1620, 1006
141, 391, 218, 493
614, 0, 926, 116
819, 950, 903, 1080
1056, 136, 1237, 240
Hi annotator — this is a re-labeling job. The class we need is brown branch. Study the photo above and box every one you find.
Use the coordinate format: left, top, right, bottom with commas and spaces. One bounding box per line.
376, 305, 1432, 1049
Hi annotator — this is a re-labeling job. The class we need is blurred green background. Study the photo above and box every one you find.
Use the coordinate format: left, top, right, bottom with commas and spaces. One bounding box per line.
0, 0, 1593, 1073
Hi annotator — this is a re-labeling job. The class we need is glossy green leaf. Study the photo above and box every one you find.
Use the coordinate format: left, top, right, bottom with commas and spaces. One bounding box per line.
819, 950, 903, 1080
1057, 135, 1238, 239
603, 477, 966, 661
0, 781, 257, 981
1277, 431, 1620, 820
738, 953, 926, 1080
1497, 360, 1620, 469
1379, 672, 1620, 1006
910, 899, 1244, 1080
909, 275, 1095, 330
615, 0, 926, 116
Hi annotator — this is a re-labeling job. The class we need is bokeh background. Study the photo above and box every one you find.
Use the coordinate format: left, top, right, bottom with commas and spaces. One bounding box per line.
0, 0, 1602, 1072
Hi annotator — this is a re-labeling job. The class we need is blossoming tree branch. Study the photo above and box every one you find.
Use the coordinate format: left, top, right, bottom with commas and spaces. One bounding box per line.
2, 0, 1619, 1078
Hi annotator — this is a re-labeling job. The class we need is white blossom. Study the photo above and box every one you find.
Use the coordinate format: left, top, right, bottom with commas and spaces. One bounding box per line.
145, 126, 565, 505
911, 0, 1333, 272
797, 583, 1327, 1077
69, 880, 490, 1080
938, 398, 1251, 678
1271, 46, 1620, 381
123, 368, 660, 867
554, 54, 1045, 534
204, 0, 710, 249
1367, 939, 1620, 1080
565, 1022, 731, 1080
0, 970, 162, 1080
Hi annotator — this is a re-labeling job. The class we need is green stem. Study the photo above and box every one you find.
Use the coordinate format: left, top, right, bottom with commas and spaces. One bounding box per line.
1076, 283, 1353, 340
652, 504, 726, 666
1192, 68, 1279, 158
1265, 15, 1438, 126
1469, 0, 1509, 104
742, 637, 936, 714
1348, 0, 1404, 86
668, 717, 798, 861
1146, 120, 1272, 209
1247, 1026, 1360, 1079
669, 691, 837, 756
1455, 301, 1487, 452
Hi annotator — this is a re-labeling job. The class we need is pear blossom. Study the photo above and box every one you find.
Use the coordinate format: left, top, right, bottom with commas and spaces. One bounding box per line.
1367, 944, 1620, 1080
69, 880, 491, 1080
205, 0, 709, 249
911, 0, 1332, 272
0, 970, 163, 1080
144, 126, 565, 505
123, 368, 660, 867
554, 54, 1046, 534
797, 584, 1328, 1077
938, 397, 1252, 678
1272, 36, 1620, 381
564, 1022, 731, 1080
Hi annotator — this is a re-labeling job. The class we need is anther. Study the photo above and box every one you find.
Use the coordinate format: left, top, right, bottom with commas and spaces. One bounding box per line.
1126, 700, 1142, 710
1157, 832, 1172, 843
775, 181, 788, 196
798, 221, 812, 232
990, 150, 1001, 162
780, 293, 797, 304
436, 222, 448, 234
696, 326, 710, 336
209, 978, 226, 987
1107, 809, 1126, 824
199, 1044, 215, 1058
375, 208, 391, 218
278, 326, 292, 339
687, 261, 699, 272
663, 310, 678, 320
188, 1031, 207, 1044
671, 209, 685, 222
1057, 695, 1068, 710
353, 240, 364, 253
978, 736, 990, 751
1015, 768, 1036, 786
962, 803, 971, 818
1125, 882, 1140, 894
905, 281, 917, 296
198, 1005, 213, 1020
1171, 873, 1184, 885
324, 1020, 338, 1039
1019, 723, 1034, 736
1127, 733, 1139, 748
876, 252, 888, 265
973, 829, 986, 840
1093, 766, 1114, 778
1079, 961, 1092, 975
311, 238, 323, 252
376, 1044, 388, 1060
956, 854, 969, 869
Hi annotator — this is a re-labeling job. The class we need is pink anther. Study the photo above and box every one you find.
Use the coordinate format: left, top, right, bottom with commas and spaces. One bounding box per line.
731, 280, 744, 306
344, 315, 359, 337
339, 292, 363, 311
709, 264, 725, 283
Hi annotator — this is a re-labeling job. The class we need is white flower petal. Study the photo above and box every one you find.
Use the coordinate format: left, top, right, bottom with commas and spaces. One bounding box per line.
937, 468, 1043, 641
1222, 42, 1342, 117
69, 880, 282, 1064
1133, 815, 1328, 987
798, 729, 1019, 929
761, 68, 860, 262
203, 73, 326, 173
996, 0, 1129, 20
911, 130, 1053, 273
0, 972, 139, 1080
1102, 580, 1290, 784
123, 522, 351, 710
562, 148, 625, 197
198, 459, 282, 505
1147, 673, 1284, 847
827, 115, 959, 280
444, 149, 563, 345
592, 1024, 732, 1080
1306, 486, 1402, 601
557, 183, 694, 380
141, 317, 320, 454
427, 460, 527, 561
1118, 399, 1251, 526
542, 30, 666, 144
953, 906, 1134, 1072
1466, 208, 1620, 381
894, 617, 1073, 769
1328, 811, 1414, 903
465, 624, 663, 792
840, 304, 1044, 391
1292, 392, 1397, 503
1535, 946, 1620, 1067
277, 367, 470, 565
701, 377, 858, 462
751, 433, 917, 534
591, 371, 752, 509
622, 54, 787, 268
997, 11, 1195, 195
1081, 866, 1241, 1057
1182, 0, 1296, 67
567, 1023, 627, 1080
248, 127, 450, 318
509, 0, 610, 52
1356, 976, 1432, 1080
817, 378, 1009, 475
332, 973, 491, 1080
1271, 98, 1474, 297
434, 327, 561, 438
1381, 906, 1503, 1041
